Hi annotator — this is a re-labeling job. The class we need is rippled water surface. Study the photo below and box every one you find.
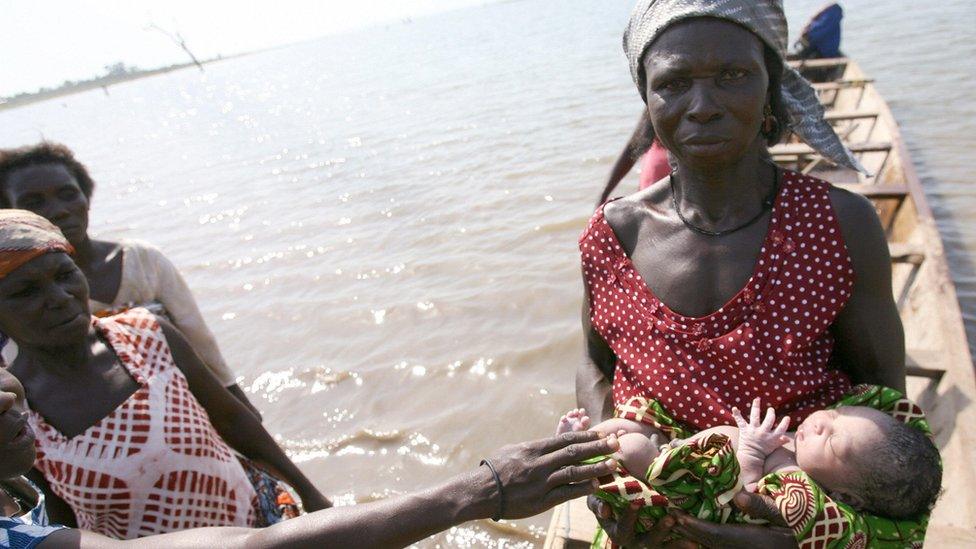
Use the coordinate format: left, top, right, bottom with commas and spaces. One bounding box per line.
1, 0, 973, 545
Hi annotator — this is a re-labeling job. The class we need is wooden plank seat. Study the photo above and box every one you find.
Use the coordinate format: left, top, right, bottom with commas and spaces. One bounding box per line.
906, 349, 947, 383
813, 79, 875, 91
788, 57, 849, 69
833, 183, 908, 199
771, 141, 891, 157
824, 110, 880, 122
889, 242, 926, 265
907, 365, 946, 381
772, 142, 893, 180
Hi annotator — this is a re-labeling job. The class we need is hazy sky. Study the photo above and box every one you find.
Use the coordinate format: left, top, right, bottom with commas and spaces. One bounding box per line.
0, 0, 489, 97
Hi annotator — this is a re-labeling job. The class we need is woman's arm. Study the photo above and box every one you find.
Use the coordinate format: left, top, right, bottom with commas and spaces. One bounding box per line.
39, 431, 620, 549
671, 492, 796, 549
137, 244, 238, 387
829, 188, 906, 391
598, 111, 656, 205
157, 318, 331, 511
577, 286, 616, 423
140, 244, 260, 416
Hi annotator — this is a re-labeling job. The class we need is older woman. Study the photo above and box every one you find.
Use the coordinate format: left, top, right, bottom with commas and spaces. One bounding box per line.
577, 1, 905, 547
0, 210, 330, 538
0, 142, 258, 416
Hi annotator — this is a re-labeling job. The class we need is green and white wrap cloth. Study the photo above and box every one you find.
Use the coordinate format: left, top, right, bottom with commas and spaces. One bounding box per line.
591, 385, 933, 549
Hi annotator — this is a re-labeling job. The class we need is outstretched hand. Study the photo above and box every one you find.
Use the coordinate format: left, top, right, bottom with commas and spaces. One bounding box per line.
484, 430, 621, 519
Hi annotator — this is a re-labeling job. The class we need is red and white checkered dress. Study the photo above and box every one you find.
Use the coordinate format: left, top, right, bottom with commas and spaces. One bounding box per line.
28, 308, 259, 539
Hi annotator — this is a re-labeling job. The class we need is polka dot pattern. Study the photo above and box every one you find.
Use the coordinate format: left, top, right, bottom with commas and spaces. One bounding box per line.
580, 171, 855, 431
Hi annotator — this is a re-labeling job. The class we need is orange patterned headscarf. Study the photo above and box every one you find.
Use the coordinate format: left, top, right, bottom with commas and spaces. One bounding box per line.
0, 210, 74, 279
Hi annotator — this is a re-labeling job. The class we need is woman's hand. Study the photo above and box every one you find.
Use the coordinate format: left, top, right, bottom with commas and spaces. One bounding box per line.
584, 433, 693, 548
482, 430, 622, 519
587, 496, 695, 548
671, 492, 797, 549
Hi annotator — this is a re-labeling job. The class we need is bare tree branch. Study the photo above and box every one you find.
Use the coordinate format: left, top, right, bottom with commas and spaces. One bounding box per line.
146, 23, 205, 72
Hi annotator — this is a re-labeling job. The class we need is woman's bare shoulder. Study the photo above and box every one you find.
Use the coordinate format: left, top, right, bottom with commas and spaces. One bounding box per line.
827, 185, 889, 269
827, 185, 880, 230
603, 182, 668, 238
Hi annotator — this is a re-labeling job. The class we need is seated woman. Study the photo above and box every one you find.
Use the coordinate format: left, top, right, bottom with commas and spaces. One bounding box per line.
0, 142, 257, 415
0, 348, 622, 548
0, 210, 329, 538
578, 1, 908, 547
793, 3, 844, 60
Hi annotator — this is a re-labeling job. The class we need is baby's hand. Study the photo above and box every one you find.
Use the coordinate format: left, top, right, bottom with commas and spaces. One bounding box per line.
732, 397, 790, 458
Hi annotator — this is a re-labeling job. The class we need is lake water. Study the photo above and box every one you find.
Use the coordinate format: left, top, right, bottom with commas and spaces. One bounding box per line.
1, 0, 973, 546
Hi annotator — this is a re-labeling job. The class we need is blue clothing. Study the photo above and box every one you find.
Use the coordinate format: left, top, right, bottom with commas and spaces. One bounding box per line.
0, 478, 64, 549
804, 3, 843, 58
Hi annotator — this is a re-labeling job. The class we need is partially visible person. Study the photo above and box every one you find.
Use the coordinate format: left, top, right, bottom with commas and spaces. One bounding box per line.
0, 142, 258, 417
0, 210, 328, 539
599, 111, 672, 205
0, 365, 620, 549
793, 3, 844, 60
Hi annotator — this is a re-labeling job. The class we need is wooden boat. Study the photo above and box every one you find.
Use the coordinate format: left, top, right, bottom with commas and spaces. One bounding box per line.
544, 57, 976, 548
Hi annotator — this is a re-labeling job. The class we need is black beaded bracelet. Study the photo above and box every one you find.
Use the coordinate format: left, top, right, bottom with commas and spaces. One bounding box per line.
479, 458, 505, 521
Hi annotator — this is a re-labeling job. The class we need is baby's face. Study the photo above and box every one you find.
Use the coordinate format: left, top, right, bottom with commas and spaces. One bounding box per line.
794, 406, 891, 492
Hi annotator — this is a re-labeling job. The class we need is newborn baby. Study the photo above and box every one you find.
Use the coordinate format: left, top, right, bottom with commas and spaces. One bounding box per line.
556, 398, 941, 519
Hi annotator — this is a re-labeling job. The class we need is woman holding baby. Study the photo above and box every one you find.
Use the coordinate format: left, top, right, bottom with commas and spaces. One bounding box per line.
576, 1, 931, 547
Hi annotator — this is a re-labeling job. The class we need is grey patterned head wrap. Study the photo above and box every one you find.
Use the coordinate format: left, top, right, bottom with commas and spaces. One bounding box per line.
624, 0, 865, 173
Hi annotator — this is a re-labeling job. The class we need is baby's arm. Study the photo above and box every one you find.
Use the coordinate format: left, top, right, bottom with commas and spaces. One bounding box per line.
587, 417, 669, 476
732, 398, 790, 490
556, 409, 668, 479
591, 416, 665, 439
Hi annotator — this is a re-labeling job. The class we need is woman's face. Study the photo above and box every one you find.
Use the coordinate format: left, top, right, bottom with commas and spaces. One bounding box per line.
642, 18, 769, 170
0, 368, 35, 480
3, 163, 90, 246
0, 252, 90, 347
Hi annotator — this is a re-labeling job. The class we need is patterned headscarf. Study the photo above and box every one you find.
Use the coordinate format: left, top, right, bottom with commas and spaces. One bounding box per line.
0, 210, 74, 279
623, 0, 865, 173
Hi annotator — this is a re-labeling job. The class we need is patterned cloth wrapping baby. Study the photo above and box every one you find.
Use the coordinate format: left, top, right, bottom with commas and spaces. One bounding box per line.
589, 385, 933, 549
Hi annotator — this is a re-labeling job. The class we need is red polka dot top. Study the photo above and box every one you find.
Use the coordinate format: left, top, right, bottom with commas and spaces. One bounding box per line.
580, 170, 854, 432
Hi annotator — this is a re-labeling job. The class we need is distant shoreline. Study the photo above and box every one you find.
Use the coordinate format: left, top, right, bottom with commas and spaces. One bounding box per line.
0, 53, 247, 113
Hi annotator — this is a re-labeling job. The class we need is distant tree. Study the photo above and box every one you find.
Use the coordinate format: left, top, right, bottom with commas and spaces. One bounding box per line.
146, 24, 204, 72
104, 62, 131, 77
